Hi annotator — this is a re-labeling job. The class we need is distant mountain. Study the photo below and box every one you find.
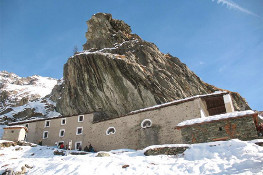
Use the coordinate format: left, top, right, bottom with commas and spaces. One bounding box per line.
0, 71, 60, 123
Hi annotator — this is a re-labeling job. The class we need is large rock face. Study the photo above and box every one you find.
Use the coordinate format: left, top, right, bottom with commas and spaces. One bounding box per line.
54, 13, 250, 119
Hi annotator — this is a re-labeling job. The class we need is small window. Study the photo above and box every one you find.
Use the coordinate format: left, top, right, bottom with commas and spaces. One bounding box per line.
106, 127, 116, 135
75, 141, 82, 150
11, 130, 14, 133
59, 129, 65, 137
78, 115, 84, 122
25, 123, 29, 128
76, 127, 83, 135
141, 119, 152, 128
43, 131, 48, 139
61, 118, 66, 125
45, 120, 51, 127
219, 127, 223, 131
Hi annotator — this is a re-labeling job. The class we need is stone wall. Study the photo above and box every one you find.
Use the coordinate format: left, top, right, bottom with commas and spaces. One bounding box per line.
2, 128, 26, 142
180, 115, 258, 144
14, 98, 202, 151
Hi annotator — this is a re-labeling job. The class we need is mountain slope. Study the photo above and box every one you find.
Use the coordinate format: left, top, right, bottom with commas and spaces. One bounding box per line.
53, 13, 250, 120
0, 71, 60, 122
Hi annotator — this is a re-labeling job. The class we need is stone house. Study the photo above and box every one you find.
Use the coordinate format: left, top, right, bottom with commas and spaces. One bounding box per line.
8, 92, 234, 151
2, 125, 28, 142
175, 110, 259, 144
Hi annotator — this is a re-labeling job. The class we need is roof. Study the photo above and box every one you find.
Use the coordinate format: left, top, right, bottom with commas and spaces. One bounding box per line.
176, 110, 257, 129
93, 91, 229, 123
127, 91, 228, 115
4, 125, 28, 132
8, 112, 94, 126
9, 91, 229, 125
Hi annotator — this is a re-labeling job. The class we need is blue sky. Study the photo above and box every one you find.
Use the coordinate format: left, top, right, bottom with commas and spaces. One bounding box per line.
0, 0, 262, 111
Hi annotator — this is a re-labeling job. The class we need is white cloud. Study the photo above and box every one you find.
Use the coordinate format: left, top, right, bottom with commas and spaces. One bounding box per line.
212, 0, 259, 17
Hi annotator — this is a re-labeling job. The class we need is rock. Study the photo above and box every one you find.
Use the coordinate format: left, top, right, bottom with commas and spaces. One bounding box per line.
0, 141, 17, 148
83, 13, 141, 50
54, 13, 250, 119
122, 165, 129, 168
15, 147, 23, 151
96, 152, 110, 157
144, 146, 189, 156
53, 150, 65, 156
24, 164, 33, 169
2, 168, 15, 175
70, 152, 88, 155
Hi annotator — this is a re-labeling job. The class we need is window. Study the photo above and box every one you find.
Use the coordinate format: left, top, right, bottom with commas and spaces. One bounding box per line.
43, 131, 48, 139
219, 127, 223, 131
78, 115, 84, 122
11, 130, 14, 133
59, 129, 65, 137
61, 118, 66, 125
76, 127, 83, 135
45, 120, 51, 127
106, 127, 116, 135
25, 123, 29, 128
75, 141, 82, 150
141, 119, 152, 128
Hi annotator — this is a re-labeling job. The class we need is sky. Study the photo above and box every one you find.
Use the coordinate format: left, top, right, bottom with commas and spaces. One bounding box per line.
0, 0, 262, 111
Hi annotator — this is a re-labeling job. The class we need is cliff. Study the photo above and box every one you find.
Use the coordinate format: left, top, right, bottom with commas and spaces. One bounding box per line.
53, 13, 250, 120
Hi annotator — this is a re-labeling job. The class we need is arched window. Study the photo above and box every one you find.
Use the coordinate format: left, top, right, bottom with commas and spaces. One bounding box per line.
141, 119, 152, 128
106, 127, 116, 135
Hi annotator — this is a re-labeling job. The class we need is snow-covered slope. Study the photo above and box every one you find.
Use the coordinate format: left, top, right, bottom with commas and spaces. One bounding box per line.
0, 71, 57, 104
0, 139, 262, 174
0, 71, 60, 122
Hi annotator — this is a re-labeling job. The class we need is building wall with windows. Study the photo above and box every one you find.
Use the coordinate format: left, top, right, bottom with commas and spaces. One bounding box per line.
8, 92, 234, 151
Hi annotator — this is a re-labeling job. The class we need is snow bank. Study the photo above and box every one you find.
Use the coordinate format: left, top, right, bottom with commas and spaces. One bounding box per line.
0, 139, 262, 174
177, 110, 255, 127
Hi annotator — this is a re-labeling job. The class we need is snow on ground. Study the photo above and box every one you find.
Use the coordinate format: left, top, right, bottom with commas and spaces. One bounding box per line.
0, 139, 263, 175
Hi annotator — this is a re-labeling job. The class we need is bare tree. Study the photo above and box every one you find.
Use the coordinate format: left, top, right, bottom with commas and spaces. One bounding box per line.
73, 45, 78, 55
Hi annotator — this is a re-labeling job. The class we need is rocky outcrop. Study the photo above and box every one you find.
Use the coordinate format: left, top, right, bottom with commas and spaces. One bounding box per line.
144, 146, 189, 156
54, 13, 250, 118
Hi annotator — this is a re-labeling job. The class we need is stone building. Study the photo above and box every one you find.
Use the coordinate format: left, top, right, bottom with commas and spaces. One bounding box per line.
175, 110, 259, 144
8, 92, 234, 151
2, 125, 28, 142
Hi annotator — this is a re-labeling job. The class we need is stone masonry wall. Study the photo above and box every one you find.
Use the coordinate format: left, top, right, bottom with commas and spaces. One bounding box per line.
180, 115, 258, 144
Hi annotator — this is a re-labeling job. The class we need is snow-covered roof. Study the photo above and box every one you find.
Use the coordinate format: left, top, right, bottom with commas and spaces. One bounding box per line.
4, 125, 28, 131
176, 110, 256, 128
128, 91, 228, 115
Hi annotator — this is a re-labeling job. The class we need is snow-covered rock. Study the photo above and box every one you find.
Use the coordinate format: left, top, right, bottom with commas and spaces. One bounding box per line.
0, 71, 61, 122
